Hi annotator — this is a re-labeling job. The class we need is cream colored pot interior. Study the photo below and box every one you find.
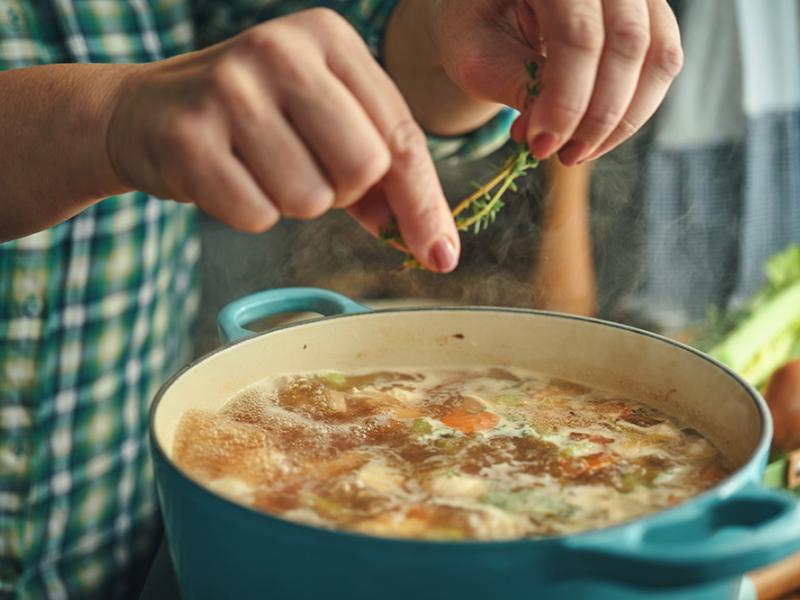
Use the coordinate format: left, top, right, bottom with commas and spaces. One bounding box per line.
153, 310, 763, 468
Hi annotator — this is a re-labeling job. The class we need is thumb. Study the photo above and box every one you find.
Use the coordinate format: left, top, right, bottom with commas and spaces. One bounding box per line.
445, 32, 544, 112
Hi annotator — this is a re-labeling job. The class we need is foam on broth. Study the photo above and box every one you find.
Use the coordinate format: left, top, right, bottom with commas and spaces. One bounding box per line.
172, 367, 729, 540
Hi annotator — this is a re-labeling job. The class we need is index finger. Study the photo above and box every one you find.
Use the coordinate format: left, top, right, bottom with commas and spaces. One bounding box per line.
326, 34, 460, 273
525, 0, 605, 159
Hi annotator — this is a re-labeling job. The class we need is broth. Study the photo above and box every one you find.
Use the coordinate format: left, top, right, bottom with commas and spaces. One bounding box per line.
172, 367, 729, 540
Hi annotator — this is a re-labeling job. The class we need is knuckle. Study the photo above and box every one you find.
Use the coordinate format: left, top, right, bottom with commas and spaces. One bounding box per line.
615, 114, 639, 140
386, 119, 429, 172
208, 62, 268, 126
403, 196, 441, 231
336, 150, 391, 204
208, 60, 236, 93
158, 116, 203, 163
582, 107, 624, 132
305, 7, 349, 31
547, 95, 586, 123
607, 19, 651, 61
238, 24, 292, 64
650, 42, 684, 81
334, 151, 391, 208
241, 210, 279, 233
561, 8, 605, 53
282, 186, 335, 220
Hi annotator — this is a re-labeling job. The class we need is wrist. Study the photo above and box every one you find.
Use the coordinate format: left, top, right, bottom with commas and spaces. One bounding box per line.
102, 63, 148, 195
385, 0, 501, 136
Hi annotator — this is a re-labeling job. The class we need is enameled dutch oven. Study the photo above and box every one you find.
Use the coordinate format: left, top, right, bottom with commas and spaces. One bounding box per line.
149, 287, 800, 600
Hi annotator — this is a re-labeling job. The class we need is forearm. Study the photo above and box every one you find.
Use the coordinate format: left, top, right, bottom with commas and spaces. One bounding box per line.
0, 64, 133, 242
384, 0, 501, 136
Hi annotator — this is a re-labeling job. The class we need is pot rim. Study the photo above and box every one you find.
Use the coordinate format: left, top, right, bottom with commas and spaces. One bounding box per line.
149, 306, 770, 548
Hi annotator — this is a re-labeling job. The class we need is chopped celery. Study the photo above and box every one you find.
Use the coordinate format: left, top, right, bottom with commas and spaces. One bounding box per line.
411, 418, 433, 435
619, 473, 640, 493
322, 372, 349, 389
709, 283, 800, 385
695, 245, 800, 389
494, 394, 523, 406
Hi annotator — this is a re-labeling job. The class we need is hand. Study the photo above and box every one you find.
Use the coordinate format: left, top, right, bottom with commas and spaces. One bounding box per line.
107, 8, 460, 272
429, 0, 683, 165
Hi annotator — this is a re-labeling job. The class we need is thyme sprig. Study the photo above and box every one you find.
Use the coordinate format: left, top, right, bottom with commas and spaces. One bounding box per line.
379, 62, 542, 271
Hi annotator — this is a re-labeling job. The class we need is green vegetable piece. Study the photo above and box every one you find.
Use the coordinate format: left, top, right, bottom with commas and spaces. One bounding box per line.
494, 394, 523, 406
411, 418, 433, 435
619, 473, 640, 493
709, 282, 800, 387
323, 372, 348, 389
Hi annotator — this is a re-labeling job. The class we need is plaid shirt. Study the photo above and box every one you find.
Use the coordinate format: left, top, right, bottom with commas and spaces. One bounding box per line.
0, 1, 511, 598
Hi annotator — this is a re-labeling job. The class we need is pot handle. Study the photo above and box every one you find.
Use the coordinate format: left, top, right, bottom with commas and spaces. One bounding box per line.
218, 287, 370, 342
562, 483, 800, 586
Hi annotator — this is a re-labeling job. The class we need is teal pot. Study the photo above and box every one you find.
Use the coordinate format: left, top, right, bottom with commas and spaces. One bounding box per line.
150, 288, 800, 600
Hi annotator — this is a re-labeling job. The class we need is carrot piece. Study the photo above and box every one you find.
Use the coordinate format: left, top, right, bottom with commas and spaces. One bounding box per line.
441, 409, 500, 433
618, 404, 634, 420
583, 453, 613, 471
559, 453, 616, 479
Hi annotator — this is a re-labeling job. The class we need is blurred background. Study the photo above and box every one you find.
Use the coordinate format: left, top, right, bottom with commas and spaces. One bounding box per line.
192, 0, 800, 359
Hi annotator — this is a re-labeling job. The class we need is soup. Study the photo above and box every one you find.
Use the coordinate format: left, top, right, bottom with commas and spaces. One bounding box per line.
172, 367, 729, 540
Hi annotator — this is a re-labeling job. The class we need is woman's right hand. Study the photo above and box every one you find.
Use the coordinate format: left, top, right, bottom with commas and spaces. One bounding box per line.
107, 8, 460, 272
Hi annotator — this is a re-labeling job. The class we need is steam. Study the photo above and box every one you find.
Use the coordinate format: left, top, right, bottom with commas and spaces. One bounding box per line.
194, 136, 649, 357
283, 142, 548, 308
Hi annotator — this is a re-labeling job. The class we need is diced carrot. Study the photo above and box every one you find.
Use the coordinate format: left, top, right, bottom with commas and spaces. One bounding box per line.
618, 404, 634, 420
406, 505, 433, 520
441, 409, 500, 433
583, 453, 614, 471
590, 434, 615, 445
559, 453, 616, 479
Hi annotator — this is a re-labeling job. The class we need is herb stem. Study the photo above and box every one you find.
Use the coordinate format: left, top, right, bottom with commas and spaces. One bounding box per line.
451, 157, 515, 219
377, 60, 543, 270
456, 170, 516, 231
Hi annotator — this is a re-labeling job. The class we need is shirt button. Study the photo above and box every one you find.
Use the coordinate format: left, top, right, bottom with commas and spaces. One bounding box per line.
20, 295, 43, 318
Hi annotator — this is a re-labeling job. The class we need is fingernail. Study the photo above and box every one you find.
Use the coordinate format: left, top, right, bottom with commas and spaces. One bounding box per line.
430, 237, 458, 273
558, 139, 589, 166
530, 132, 559, 159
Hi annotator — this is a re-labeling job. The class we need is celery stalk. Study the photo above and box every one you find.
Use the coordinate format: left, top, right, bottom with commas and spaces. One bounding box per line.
709, 282, 800, 387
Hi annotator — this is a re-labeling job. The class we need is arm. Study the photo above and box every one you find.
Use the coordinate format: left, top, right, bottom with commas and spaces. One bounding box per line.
0, 11, 461, 272
0, 64, 133, 241
532, 160, 596, 316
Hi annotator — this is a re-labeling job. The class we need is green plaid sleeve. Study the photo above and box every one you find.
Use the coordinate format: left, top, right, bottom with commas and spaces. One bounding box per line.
192, 0, 511, 162
0, 2, 199, 598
